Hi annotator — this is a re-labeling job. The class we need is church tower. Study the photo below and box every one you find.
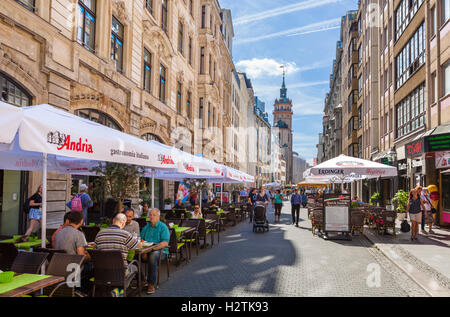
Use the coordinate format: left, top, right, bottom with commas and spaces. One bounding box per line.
273, 68, 294, 184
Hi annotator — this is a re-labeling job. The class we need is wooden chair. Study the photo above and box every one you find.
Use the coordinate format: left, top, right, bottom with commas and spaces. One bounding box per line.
11, 252, 48, 274
351, 211, 366, 236
379, 211, 397, 236
0, 243, 18, 271
311, 209, 324, 236
90, 250, 138, 297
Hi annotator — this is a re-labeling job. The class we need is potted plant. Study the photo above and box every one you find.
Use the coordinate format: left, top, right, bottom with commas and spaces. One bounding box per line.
164, 198, 173, 210
392, 190, 409, 221
370, 192, 382, 206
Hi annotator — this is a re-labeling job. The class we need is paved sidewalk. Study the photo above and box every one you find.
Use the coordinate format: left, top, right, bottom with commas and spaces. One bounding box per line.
362, 218, 450, 297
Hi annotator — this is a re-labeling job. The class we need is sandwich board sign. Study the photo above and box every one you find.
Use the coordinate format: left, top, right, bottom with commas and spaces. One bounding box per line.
323, 193, 351, 240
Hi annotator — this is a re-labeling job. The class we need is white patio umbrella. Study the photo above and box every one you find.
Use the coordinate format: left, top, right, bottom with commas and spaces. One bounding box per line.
0, 102, 182, 250
309, 154, 397, 191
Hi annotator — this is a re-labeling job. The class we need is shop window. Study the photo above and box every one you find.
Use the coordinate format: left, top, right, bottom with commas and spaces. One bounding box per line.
75, 109, 122, 131
77, 0, 96, 52
0, 73, 31, 107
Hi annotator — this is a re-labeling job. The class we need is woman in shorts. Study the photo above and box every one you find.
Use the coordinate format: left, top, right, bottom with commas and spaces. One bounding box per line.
406, 188, 426, 241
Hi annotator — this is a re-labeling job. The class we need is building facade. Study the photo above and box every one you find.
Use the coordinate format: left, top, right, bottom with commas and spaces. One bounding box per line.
0, 0, 250, 235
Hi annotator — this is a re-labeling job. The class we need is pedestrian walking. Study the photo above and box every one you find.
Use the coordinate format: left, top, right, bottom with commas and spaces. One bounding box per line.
274, 189, 284, 223
291, 188, 302, 227
17, 185, 43, 242
406, 188, 426, 241
66, 184, 93, 225
421, 188, 435, 234
247, 188, 257, 223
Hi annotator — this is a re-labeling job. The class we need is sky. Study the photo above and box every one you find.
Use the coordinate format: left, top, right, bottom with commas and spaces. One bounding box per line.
220, 0, 358, 165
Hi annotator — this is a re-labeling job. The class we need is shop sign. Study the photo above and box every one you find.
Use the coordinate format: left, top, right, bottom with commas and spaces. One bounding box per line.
435, 151, 450, 169
425, 133, 450, 152
398, 163, 407, 170
412, 159, 423, 168
405, 139, 424, 157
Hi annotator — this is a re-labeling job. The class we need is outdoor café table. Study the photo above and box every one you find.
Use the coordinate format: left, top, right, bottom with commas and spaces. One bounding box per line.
174, 227, 195, 239
0, 238, 48, 251
134, 242, 159, 297
0, 273, 64, 297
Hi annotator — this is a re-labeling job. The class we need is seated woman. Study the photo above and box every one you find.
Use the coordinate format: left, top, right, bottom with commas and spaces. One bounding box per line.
191, 204, 203, 219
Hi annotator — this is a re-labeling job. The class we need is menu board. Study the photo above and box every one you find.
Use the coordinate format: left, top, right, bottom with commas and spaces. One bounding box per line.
323, 193, 351, 233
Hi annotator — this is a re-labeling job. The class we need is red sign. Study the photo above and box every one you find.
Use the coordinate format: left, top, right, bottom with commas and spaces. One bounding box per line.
159, 155, 175, 165
57, 135, 94, 154
405, 139, 424, 157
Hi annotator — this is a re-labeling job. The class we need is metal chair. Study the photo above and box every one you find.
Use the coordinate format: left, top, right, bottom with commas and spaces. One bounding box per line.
135, 218, 148, 230
11, 251, 48, 274
167, 228, 186, 266
0, 243, 18, 271
180, 219, 200, 259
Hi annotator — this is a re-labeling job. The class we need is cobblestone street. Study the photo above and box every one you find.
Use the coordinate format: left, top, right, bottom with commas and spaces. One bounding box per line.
152, 203, 428, 297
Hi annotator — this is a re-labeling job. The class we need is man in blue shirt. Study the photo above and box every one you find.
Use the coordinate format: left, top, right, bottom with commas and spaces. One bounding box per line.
291, 188, 302, 227
140, 208, 170, 295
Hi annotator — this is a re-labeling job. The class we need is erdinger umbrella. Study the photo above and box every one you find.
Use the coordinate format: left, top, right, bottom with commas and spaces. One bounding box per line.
0, 102, 181, 251
310, 154, 397, 178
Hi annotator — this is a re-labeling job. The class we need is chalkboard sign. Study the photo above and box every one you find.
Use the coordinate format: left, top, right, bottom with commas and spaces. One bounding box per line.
323, 193, 351, 233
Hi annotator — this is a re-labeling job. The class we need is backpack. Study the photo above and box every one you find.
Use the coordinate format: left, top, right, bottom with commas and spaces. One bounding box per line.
400, 220, 411, 233
23, 197, 32, 214
70, 194, 83, 212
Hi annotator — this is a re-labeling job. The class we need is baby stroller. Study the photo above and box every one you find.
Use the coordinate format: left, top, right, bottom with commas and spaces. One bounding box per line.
253, 202, 269, 233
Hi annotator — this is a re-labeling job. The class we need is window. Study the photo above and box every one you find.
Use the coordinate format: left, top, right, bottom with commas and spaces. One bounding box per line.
213, 62, 216, 81
443, 0, 450, 24
395, 23, 425, 89
159, 64, 167, 103
77, 0, 96, 52
141, 133, 162, 142
199, 98, 204, 129
178, 22, 184, 55
75, 109, 121, 131
145, 0, 153, 15
209, 54, 212, 76
431, 6, 436, 37
177, 82, 182, 114
358, 136, 362, 158
358, 106, 362, 128
187, 91, 192, 119
0, 72, 31, 107
200, 47, 205, 74
358, 75, 363, 97
348, 91, 354, 113
395, 0, 424, 40
396, 82, 426, 138
143, 49, 152, 93
189, 0, 193, 17
161, 0, 168, 33
111, 17, 124, 73
188, 37, 193, 65
348, 117, 354, 138
16, 0, 35, 11
444, 61, 450, 96
208, 102, 211, 127
201, 5, 206, 28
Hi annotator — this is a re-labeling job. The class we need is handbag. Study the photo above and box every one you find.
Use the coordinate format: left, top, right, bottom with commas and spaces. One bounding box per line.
425, 196, 437, 214
400, 219, 411, 233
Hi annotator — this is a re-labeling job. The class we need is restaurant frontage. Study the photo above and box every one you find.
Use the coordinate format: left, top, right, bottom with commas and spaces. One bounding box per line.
404, 124, 450, 227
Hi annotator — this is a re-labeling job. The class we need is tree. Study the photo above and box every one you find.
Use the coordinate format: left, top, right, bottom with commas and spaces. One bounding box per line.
91, 163, 145, 214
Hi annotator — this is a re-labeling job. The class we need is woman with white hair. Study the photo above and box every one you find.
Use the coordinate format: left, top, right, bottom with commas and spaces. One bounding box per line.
66, 184, 93, 225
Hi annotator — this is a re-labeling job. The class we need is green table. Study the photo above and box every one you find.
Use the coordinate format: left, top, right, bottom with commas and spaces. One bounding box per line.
174, 227, 192, 239
0, 274, 52, 295
0, 239, 48, 251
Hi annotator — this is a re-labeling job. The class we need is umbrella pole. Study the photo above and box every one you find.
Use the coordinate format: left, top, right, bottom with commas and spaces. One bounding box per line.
221, 183, 223, 207
41, 153, 47, 275
151, 169, 155, 209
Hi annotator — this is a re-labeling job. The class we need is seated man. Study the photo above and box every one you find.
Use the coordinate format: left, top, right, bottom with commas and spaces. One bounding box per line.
140, 208, 170, 295
52, 212, 70, 248
123, 208, 140, 237
94, 213, 142, 277
54, 211, 90, 261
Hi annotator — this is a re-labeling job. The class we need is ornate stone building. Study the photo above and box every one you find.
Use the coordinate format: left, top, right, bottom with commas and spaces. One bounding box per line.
0, 0, 237, 234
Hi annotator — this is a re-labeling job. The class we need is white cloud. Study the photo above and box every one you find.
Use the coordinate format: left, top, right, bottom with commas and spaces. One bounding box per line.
236, 58, 300, 79
235, 18, 341, 45
234, 0, 343, 26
